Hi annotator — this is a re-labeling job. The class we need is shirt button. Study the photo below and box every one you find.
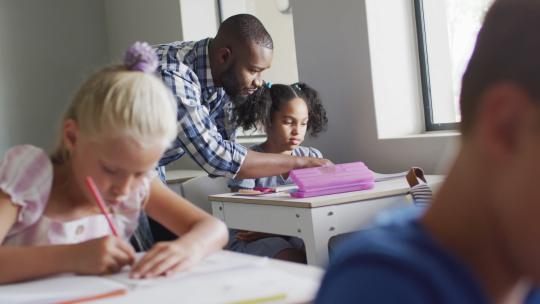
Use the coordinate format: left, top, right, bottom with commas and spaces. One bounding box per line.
75, 225, 85, 235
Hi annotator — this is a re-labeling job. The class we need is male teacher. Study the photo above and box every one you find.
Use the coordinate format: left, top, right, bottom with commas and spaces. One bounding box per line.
155, 14, 330, 181
131, 14, 330, 248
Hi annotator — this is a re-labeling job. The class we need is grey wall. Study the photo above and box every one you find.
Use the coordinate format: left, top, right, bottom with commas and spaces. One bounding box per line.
0, 0, 459, 174
0, 0, 110, 155
292, 0, 459, 174
105, 0, 184, 60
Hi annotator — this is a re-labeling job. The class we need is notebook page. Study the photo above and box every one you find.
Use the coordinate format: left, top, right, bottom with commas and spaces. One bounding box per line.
95, 262, 320, 304
0, 274, 126, 304
106, 252, 268, 288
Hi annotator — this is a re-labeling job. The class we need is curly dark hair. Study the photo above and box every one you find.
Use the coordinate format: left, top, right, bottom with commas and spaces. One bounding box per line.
234, 82, 328, 137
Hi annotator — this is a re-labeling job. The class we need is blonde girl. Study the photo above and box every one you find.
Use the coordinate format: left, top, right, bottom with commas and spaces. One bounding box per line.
0, 42, 228, 284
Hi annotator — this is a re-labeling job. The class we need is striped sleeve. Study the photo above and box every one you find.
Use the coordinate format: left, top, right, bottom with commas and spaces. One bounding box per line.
309, 147, 323, 158
0, 145, 53, 236
294, 146, 324, 159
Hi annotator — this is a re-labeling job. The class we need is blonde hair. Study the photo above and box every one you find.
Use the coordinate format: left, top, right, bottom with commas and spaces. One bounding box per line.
51, 65, 177, 163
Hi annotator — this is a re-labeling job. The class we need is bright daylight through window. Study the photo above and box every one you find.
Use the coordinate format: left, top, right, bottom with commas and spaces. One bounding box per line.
417, 0, 494, 130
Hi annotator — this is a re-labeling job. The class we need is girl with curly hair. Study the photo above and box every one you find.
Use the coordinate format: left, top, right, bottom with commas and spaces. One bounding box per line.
227, 82, 328, 263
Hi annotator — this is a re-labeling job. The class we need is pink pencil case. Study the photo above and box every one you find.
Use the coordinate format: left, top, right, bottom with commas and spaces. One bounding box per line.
289, 162, 375, 198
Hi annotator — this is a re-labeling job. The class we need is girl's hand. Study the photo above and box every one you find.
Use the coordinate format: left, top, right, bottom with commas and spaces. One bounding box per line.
130, 240, 204, 279
235, 231, 274, 242
71, 236, 136, 275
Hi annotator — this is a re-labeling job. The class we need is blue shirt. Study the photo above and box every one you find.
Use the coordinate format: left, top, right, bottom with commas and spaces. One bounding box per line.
154, 39, 247, 179
316, 209, 540, 304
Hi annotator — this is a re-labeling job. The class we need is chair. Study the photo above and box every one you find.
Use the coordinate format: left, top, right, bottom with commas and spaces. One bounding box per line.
180, 175, 230, 214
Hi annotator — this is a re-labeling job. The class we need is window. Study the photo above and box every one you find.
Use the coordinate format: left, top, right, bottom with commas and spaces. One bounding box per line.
415, 0, 494, 131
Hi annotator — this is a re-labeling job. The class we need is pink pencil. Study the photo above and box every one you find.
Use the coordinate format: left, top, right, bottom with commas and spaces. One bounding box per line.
85, 176, 119, 237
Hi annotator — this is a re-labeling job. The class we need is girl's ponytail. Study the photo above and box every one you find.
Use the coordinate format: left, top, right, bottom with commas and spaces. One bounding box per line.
293, 82, 328, 137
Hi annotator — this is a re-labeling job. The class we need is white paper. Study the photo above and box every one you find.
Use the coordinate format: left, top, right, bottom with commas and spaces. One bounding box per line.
0, 274, 126, 304
0, 252, 321, 304
106, 252, 268, 288
372, 171, 408, 182
96, 264, 320, 304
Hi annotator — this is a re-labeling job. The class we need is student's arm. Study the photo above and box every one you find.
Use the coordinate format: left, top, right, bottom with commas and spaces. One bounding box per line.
235, 150, 332, 179
132, 178, 228, 278
0, 190, 69, 284
0, 191, 134, 284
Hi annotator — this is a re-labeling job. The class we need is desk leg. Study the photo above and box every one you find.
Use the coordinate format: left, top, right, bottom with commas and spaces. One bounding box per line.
295, 208, 337, 267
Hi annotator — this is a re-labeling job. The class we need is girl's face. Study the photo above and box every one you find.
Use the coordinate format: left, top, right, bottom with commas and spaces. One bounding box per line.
64, 121, 165, 207
266, 97, 309, 153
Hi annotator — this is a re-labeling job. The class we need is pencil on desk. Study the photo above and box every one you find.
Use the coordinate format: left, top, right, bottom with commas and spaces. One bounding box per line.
57, 288, 127, 304
226, 292, 287, 304
85, 176, 119, 236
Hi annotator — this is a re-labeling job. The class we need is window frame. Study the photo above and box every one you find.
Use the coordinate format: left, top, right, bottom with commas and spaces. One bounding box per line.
413, 0, 459, 132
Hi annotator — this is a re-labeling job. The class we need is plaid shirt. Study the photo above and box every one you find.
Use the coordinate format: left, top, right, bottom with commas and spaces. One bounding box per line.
154, 39, 247, 179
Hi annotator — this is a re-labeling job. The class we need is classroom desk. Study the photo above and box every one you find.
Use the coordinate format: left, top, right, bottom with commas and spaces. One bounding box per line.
1, 250, 323, 304
97, 250, 322, 304
209, 176, 443, 267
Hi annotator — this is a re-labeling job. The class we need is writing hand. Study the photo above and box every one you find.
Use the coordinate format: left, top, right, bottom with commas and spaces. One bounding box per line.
71, 236, 135, 275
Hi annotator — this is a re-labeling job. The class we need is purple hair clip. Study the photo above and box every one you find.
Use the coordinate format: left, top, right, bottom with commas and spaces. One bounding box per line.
124, 41, 158, 73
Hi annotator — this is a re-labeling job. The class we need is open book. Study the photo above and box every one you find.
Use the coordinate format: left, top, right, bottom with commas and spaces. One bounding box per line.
0, 251, 321, 304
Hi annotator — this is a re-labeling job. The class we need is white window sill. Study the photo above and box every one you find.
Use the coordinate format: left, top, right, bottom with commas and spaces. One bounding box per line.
379, 130, 460, 141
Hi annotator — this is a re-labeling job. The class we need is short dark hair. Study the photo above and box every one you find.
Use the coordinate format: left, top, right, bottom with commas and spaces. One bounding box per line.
234, 83, 328, 137
460, 0, 540, 135
217, 14, 273, 49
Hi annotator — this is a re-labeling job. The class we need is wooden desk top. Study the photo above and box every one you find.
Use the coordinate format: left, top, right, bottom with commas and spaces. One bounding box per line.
209, 175, 444, 208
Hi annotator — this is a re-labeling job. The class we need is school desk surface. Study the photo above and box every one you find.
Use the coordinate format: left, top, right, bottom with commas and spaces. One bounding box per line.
209, 175, 444, 267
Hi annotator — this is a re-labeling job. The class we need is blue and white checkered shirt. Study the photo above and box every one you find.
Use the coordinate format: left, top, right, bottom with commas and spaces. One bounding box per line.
154, 38, 247, 180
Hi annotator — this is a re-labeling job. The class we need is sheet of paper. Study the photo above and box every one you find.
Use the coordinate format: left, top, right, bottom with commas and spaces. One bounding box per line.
372, 171, 408, 182
0, 274, 126, 304
96, 263, 320, 304
0, 252, 321, 304
106, 252, 269, 288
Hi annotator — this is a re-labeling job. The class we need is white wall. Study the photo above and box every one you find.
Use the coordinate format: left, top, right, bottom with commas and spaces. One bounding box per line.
292, 0, 459, 174
0, 0, 110, 155
247, 0, 299, 84
220, 0, 299, 84
179, 0, 219, 41
367, 0, 424, 138
105, 0, 184, 60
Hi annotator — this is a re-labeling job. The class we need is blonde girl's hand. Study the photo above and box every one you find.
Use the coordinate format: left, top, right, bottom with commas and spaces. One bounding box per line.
130, 240, 204, 279
71, 235, 136, 275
